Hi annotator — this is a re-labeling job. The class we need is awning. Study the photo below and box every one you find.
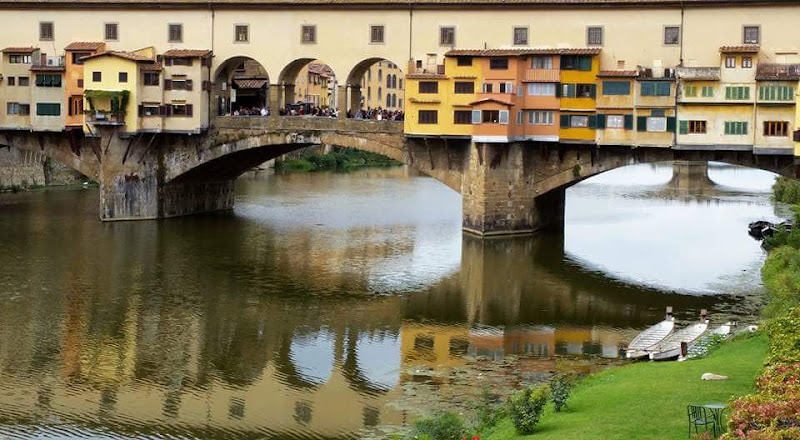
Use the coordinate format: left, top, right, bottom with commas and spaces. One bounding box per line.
234, 79, 268, 89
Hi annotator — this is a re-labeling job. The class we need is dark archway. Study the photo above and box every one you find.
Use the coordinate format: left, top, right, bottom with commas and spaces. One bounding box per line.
213, 56, 271, 116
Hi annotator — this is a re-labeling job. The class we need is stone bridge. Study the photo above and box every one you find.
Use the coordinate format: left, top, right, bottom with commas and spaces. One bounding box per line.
1, 118, 797, 236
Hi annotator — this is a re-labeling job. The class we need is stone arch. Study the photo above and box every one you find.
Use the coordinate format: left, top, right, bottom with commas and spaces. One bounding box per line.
277, 58, 339, 111
213, 56, 271, 116
345, 58, 406, 114
0, 131, 99, 181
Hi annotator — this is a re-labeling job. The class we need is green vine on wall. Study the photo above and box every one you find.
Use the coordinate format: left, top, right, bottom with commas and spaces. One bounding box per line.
84, 90, 130, 116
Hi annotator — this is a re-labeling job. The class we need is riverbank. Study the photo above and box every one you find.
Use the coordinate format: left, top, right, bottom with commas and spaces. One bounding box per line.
482, 333, 766, 440
273, 148, 402, 172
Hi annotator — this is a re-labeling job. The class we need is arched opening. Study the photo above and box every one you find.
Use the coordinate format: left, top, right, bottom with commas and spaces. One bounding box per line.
345, 58, 405, 120
277, 58, 339, 117
213, 56, 270, 116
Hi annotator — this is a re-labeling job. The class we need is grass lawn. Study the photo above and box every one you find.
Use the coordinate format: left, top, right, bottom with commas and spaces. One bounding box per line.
484, 333, 767, 440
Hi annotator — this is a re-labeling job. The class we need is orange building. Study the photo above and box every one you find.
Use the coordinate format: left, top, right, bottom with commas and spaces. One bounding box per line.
64, 42, 105, 130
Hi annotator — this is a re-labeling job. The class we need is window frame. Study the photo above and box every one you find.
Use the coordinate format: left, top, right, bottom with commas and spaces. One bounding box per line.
453, 110, 472, 125
369, 24, 385, 44
763, 120, 789, 137
92, 71, 102, 82
725, 56, 736, 68
647, 116, 668, 132
454, 81, 474, 94
513, 26, 529, 46
301, 24, 317, 44
118, 72, 128, 83
531, 56, 553, 69
606, 115, 625, 129
489, 58, 509, 70
570, 115, 589, 128
418, 81, 439, 94
104, 22, 119, 42
743, 25, 760, 45
601, 80, 630, 96
39, 21, 54, 41
742, 57, 752, 68
18, 76, 30, 87
234, 24, 249, 43
143, 72, 160, 86
586, 26, 603, 46
663, 25, 680, 46
168, 23, 183, 43
439, 26, 456, 46
529, 110, 554, 126
687, 120, 707, 134
418, 109, 438, 125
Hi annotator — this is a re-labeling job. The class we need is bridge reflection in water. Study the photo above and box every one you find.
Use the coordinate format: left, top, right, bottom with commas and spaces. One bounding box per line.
0, 162, 776, 439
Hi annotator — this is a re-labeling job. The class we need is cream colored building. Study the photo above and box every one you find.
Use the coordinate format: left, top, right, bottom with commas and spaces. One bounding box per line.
295, 61, 334, 107
1, 47, 38, 130
361, 60, 404, 111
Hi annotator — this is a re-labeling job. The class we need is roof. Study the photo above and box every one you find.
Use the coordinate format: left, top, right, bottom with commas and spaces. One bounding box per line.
406, 72, 447, 79
2, 0, 798, 7
1, 47, 38, 53
446, 47, 600, 57
80, 50, 153, 62
307, 62, 334, 78
756, 63, 800, 81
719, 44, 760, 53
469, 97, 515, 106
597, 70, 638, 77
30, 65, 65, 72
64, 41, 105, 51
140, 61, 163, 71
162, 49, 212, 58
676, 67, 720, 81
234, 78, 268, 89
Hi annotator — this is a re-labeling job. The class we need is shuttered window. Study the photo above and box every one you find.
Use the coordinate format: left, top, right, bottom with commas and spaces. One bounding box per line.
168, 24, 183, 43
641, 81, 671, 96
36, 103, 60, 116
759, 85, 794, 101
419, 81, 438, 94
725, 86, 750, 100
418, 110, 438, 124
724, 121, 748, 135
454, 82, 474, 94
602, 81, 630, 96
453, 110, 472, 124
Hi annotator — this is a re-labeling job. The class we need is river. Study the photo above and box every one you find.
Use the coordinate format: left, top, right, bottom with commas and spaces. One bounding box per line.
0, 161, 784, 439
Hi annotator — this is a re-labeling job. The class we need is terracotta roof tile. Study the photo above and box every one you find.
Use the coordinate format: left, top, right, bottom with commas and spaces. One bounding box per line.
756, 63, 800, 81
307, 62, 334, 77
446, 47, 600, 57
719, 44, 760, 53
597, 70, 638, 77
162, 49, 212, 58
30, 65, 65, 72
64, 41, 105, 51
5, 0, 797, 6
1, 47, 38, 53
140, 61, 163, 71
406, 72, 447, 79
470, 97, 515, 106
80, 50, 153, 62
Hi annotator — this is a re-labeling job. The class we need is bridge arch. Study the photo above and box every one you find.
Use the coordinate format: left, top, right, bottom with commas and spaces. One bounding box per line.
345, 57, 406, 115
213, 56, 271, 117
276, 58, 339, 113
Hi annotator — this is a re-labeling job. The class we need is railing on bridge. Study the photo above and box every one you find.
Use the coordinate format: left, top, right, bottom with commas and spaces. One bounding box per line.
211, 116, 403, 134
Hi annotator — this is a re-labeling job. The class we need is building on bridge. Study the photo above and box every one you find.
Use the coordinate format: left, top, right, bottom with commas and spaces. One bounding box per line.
64, 42, 106, 130
360, 60, 404, 111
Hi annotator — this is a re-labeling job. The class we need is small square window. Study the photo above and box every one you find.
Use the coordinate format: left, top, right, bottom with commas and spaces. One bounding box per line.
7, 77, 15, 86
457, 57, 472, 66
370, 25, 385, 44
92, 71, 102, 82
513, 27, 528, 46
301, 25, 316, 44
725, 56, 736, 68
440, 26, 455, 46
587, 26, 603, 46
168, 24, 183, 43
77, 79, 84, 88
664, 26, 680, 45
234, 25, 249, 43
742, 57, 752, 68
18, 77, 29, 86
118, 72, 127, 83
40, 22, 54, 41
105, 23, 118, 41
743, 25, 760, 45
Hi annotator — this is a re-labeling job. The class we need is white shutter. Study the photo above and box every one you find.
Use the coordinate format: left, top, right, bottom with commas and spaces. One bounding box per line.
506, 82, 514, 94
471, 110, 481, 124
516, 111, 523, 124
517, 85, 524, 96
499, 110, 509, 124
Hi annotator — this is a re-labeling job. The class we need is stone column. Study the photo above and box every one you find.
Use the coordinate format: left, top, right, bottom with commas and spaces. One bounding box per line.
268, 84, 283, 117
348, 86, 362, 114
670, 160, 712, 190
283, 84, 296, 106
337, 84, 349, 119
461, 141, 566, 236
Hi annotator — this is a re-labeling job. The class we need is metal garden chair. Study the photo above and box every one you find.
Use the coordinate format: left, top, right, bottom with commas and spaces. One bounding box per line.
687, 404, 718, 438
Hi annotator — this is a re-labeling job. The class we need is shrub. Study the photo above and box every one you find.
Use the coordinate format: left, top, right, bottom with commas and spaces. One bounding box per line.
763, 308, 800, 365
412, 412, 467, 440
507, 385, 549, 435
549, 374, 573, 412
474, 385, 505, 429
724, 394, 800, 438
756, 363, 800, 398
772, 177, 800, 205
761, 248, 800, 317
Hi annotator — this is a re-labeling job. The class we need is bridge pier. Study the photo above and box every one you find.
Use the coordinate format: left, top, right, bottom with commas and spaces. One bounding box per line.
461, 142, 566, 236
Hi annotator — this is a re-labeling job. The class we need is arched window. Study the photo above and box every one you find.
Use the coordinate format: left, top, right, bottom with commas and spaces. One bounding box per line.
392, 94, 397, 107
398, 78, 403, 89
378, 87, 382, 101
391, 75, 397, 89
398, 98, 402, 108
367, 87, 371, 101
386, 75, 391, 88
386, 93, 391, 107
378, 69, 382, 82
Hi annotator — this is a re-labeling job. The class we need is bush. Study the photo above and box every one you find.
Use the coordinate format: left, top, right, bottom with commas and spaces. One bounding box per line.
772, 177, 800, 205
756, 363, 800, 398
549, 374, 573, 412
763, 308, 800, 365
507, 385, 549, 435
412, 412, 467, 440
474, 385, 505, 430
723, 393, 800, 439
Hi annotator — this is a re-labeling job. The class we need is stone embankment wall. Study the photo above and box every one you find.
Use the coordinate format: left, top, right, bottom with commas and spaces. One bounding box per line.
0, 145, 84, 189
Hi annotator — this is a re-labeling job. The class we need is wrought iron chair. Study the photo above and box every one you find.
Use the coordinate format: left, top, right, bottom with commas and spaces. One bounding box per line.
687, 404, 718, 438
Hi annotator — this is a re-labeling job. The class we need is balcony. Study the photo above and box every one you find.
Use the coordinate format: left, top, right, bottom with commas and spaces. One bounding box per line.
524, 69, 560, 82
30, 56, 66, 72
86, 110, 125, 126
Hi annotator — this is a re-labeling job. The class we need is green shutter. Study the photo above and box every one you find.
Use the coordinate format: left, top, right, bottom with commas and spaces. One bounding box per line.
624, 114, 634, 130
666, 117, 676, 132
579, 56, 592, 71
567, 84, 576, 98
679, 120, 689, 135
596, 114, 606, 129
744, 87, 750, 100
560, 114, 570, 128
725, 87, 732, 100
656, 82, 671, 96
589, 84, 596, 99
637, 116, 647, 131
588, 115, 597, 129
743, 122, 748, 134
555, 84, 562, 97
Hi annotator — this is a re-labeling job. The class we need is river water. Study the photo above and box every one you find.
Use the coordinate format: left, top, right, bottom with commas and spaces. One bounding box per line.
0, 162, 784, 439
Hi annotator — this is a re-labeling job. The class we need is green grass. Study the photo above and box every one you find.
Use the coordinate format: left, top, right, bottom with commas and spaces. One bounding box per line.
484, 333, 767, 440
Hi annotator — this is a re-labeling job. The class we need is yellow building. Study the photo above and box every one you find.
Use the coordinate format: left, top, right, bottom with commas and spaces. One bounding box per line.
361, 60, 404, 111
557, 49, 600, 143
595, 70, 637, 146
295, 62, 334, 107
754, 63, 798, 154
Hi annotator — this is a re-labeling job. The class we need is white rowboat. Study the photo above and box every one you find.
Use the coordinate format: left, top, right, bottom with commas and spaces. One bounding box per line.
648, 321, 709, 361
626, 317, 675, 359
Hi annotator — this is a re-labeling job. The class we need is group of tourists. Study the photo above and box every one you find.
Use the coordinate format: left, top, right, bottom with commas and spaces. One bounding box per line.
280, 106, 339, 118
347, 107, 405, 121
227, 104, 403, 121
231, 107, 269, 116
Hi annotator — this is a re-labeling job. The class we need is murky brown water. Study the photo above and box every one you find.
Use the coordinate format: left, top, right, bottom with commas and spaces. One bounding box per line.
0, 162, 783, 439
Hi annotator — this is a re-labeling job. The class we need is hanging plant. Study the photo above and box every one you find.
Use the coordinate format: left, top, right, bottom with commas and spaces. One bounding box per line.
83, 90, 131, 116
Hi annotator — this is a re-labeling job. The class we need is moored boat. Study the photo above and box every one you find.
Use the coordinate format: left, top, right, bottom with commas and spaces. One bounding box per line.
648, 313, 709, 361
626, 308, 676, 360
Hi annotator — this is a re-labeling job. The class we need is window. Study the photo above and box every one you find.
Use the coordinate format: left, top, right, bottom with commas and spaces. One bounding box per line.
167, 57, 192, 67
454, 81, 474, 94
743, 25, 760, 45
560, 55, 592, 71
142, 104, 160, 116
725, 86, 750, 100
742, 57, 752, 68
687, 120, 707, 134
7, 102, 31, 115
531, 56, 552, 69
724, 121, 748, 135
513, 27, 528, 46
482, 83, 493, 93
702, 86, 714, 97
527, 83, 556, 96
456, 57, 472, 66
18, 77, 29, 86
454, 110, 472, 124
235, 25, 249, 43
92, 71, 102, 82
77, 79, 83, 88
482, 110, 500, 123
606, 115, 625, 128
40, 22, 54, 41
490, 59, 509, 70
168, 24, 183, 42
7, 77, 14, 86
725, 56, 736, 68
602, 81, 630, 96
144, 72, 159, 86
561, 83, 575, 97
570, 115, 589, 128
370, 25, 384, 44
440, 26, 455, 46
576, 84, 595, 98
69, 96, 83, 117
760, 85, 795, 101
34, 74, 60, 87
36, 103, 60, 116
114, 72, 127, 84
418, 81, 438, 94
498, 82, 514, 94
664, 26, 680, 45
641, 81, 671, 96
763, 121, 789, 137
71, 52, 90, 65
105, 23, 118, 41
529, 111, 554, 126
684, 85, 697, 97
301, 25, 316, 44
172, 104, 187, 116
587, 26, 603, 46
647, 117, 667, 132
418, 110, 438, 124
